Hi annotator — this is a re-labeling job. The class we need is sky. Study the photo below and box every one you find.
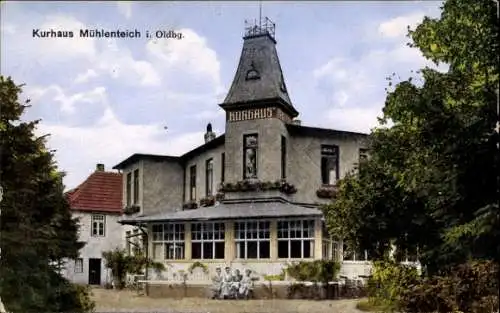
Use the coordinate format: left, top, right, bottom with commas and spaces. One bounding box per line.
1, 1, 445, 190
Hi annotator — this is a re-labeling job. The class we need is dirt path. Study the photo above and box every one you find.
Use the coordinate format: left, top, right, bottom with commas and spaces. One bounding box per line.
91, 288, 363, 313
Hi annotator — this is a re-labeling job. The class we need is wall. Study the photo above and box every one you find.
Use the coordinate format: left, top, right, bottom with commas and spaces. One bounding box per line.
287, 133, 368, 204
224, 118, 289, 184
62, 211, 123, 285
143, 159, 183, 214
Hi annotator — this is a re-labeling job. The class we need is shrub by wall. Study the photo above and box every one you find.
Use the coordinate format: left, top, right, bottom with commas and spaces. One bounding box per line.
367, 260, 419, 312
400, 260, 499, 313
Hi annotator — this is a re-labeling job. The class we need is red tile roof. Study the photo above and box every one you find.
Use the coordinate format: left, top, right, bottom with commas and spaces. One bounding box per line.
66, 171, 123, 214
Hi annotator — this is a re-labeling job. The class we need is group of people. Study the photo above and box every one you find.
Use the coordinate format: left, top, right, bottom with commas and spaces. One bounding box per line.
211, 267, 254, 299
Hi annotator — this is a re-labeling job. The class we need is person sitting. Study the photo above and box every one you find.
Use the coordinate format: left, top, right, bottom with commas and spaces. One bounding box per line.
221, 266, 233, 299
231, 269, 243, 298
239, 269, 254, 300
211, 267, 223, 299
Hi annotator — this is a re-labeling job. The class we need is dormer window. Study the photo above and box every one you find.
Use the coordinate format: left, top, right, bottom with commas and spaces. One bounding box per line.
245, 61, 260, 80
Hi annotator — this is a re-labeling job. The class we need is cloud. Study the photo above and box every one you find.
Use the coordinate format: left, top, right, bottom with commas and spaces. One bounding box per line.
36, 105, 208, 189
24, 84, 109, 127
312, 19, 448, 134
1, 22, 16, 35
117, 2, 133, 19
325, 106, 383, 133
378, 12, 425, 39
35, 15, 97, 59
4, 13, 162, 88
74, 69, 99, 84
95, 39, 161, 86
146, 28, 222, 92
192, 108, 225, 121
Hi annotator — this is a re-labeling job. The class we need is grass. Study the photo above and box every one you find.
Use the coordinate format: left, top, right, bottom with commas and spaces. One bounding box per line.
90, 287, 364, 313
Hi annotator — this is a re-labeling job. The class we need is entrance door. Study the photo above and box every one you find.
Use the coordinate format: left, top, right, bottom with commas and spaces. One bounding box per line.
88, 258, 101, 285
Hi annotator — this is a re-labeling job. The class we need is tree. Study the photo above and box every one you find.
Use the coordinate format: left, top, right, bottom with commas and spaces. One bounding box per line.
0, 76, 93, 312
323, 0, 499, 275
102, 248, 165, 289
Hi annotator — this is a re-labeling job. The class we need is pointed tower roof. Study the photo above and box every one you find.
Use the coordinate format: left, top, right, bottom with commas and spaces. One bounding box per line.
220, 18, 299, 118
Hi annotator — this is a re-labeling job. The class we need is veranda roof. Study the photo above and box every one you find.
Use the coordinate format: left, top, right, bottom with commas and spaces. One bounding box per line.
119, 200, 323, 225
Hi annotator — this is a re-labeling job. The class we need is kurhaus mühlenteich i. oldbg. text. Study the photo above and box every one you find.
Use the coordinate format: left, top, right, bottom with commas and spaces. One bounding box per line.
32, 28, 183, 39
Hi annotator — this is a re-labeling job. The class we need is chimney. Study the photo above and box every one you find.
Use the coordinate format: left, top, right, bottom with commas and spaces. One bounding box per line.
96, 164, 105, 172
292, 119, 302, 126
204, 123, 216, 143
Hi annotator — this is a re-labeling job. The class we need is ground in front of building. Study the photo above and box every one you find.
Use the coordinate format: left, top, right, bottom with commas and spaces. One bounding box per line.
91, 288, 363, 313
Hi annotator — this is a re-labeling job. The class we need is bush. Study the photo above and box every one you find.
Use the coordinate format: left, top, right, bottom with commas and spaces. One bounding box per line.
367, 260, 419, 312
72, 284, 95, 313
400, 260, 499, 313
285, 260, 340, 283
285, 260, 341, 299
102, 248, 165, 289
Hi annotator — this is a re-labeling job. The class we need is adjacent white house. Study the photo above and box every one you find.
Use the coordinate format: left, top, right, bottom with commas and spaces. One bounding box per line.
62, 164, 124, 286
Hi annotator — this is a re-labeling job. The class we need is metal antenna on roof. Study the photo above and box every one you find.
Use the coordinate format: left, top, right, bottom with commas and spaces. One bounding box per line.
259, 0, 262, 28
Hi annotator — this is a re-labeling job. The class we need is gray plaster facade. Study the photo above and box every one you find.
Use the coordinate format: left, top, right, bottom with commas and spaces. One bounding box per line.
113, 20, 373, 282
114, 21, 369, 215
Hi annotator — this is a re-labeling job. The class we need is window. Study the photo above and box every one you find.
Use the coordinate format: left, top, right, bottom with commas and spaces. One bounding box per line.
359, 148, 369, 163
191, 222, 225, 259
152, 223, 185, 260
281, 136, 287, 180
277, 220, 315, 259
74, 258, 83, 273
245, 61, 261, 80
189, 165, 196, 201
126, 173, 132, 206
243, 134, 258, 179
91, 214, 105, 237
221, 153, 225, 183
235, 221, 270, 259
322, 223, 333, 260
133, 169, 139, 204
321, 145, 339, 185
343, 243, 368, 261
205, 158, 213, 196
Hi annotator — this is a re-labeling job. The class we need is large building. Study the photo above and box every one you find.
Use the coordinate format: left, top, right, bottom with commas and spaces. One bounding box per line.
63, 164, 123, 286
114, 19, 371, 283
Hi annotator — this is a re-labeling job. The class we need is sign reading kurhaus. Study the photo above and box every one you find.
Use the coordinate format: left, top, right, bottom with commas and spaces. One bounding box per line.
227, 107, 292, 123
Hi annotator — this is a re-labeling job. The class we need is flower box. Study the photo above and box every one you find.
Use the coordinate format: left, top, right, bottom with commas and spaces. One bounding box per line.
316, 185, 338, 199
219, 180, 297, 195
123, 205, 140, 215
182, 201, 198, 210
199, 196, 215, 207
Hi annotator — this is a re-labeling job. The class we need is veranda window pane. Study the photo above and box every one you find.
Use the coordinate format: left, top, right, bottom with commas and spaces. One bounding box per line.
214, 242, 225, 259
192, 242, 202, 259
260, 241, 270, 259
290, 240, 302, 258
247, 241, 258, 259
278, 241, 289, 258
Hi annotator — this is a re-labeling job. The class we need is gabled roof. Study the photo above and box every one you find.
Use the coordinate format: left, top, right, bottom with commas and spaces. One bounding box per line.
66, 171, 123, 214
181, 134, 225, 161
113, 154, 181, 170
113, 136, 226, 170
286, 124, 369, 139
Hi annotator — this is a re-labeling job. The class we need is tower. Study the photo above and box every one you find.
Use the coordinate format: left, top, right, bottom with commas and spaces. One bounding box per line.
220, 18, 299, 184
